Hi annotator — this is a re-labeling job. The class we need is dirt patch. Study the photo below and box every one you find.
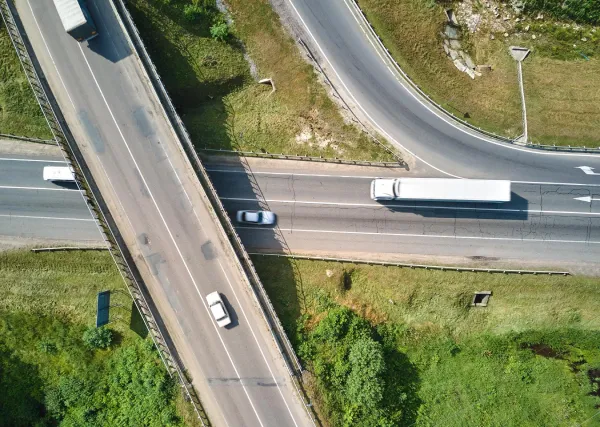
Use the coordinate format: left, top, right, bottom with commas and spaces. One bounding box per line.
524, 343, 563, 359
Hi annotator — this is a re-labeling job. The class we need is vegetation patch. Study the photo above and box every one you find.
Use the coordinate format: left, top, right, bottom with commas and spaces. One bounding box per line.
356, 0, 600, 147
0, 22, 51, 139
253, 255, 600, 426
127, 0, 395, 160
0, 249, 192, 426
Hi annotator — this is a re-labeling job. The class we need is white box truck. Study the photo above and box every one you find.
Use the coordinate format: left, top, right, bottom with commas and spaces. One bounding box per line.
370, 178, 511, 203
53, 0, 98, 42
43, 166, 76, 182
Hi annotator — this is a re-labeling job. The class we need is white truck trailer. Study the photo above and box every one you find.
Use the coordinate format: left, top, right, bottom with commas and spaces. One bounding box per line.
52, 0, 98, 42
370, 178, 511, 203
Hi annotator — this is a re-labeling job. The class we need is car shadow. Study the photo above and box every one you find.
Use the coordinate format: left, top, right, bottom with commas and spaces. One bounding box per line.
220, 293, 239, 329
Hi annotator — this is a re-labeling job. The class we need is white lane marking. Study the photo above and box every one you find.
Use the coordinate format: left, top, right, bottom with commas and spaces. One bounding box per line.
207, 168, 600, 187
0, 185, 80, 192
284, 0, 461, 178
237, 226, 600, 245
0, 213, 96, 222
220, 197, 600, 217
77, 45, 267, 426
336, 0, 600, 160
575, 196, 600, 203
577, 166, 600, 175
26, 0, 77, 111
0, 157, 66, 163
217, 260, 300, 427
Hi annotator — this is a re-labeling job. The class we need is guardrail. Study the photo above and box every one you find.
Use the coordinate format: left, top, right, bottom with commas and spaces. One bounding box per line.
109, 1, 318, 424
0, 132, 55, 144
31, 246, 109, 252
0, 4, 210, 426
200, 147, 404, 167
251, 253, 571, 276
341, 0, 600, 155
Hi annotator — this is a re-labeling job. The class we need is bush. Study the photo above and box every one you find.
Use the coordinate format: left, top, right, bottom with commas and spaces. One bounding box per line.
210, 19, 229, 42
82, 326, 113, 349
522, 0, 600, 25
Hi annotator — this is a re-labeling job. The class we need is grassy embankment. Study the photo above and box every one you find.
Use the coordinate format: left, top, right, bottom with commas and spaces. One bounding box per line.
0, 249, 199, 426
356, 0, 600, 147
127, 0, 395, 161
253, 255, 600, 426
0, 22, 51, 139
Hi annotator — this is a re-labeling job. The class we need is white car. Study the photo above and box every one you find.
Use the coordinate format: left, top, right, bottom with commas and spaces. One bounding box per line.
206, 292, 231, 327
236, 210, 276, 225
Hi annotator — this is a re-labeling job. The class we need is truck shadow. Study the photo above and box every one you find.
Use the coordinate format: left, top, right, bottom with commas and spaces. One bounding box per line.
379, 192, 529, 221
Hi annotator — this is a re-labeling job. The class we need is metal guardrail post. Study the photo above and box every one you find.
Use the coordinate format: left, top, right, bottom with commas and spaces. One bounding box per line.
0, 3, 210, 425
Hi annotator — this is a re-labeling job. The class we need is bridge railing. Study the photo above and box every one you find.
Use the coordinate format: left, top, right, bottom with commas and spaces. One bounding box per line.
0, 2, 209, 425
109, 0, 318, 423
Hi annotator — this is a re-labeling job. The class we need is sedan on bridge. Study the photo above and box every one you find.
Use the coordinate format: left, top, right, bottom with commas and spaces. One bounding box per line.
206, 292, 231, 327
236, 210, 276, 225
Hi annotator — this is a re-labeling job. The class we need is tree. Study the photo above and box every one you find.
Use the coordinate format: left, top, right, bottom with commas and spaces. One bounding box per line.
210, 20, 229, 42
346, 336, 385, 409
82, 326, 113, 350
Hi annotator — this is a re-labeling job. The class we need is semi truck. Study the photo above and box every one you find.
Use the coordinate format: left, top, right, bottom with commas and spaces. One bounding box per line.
370, 178, 511, 203
52, 0, 98, 42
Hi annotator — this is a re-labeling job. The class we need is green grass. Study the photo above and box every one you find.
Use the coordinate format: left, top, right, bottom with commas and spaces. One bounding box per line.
252, 255, 600, 426
355, 0, 600, 147
0, 249, 198, 426
0, 22, 51, 139
127, 0, 396, 161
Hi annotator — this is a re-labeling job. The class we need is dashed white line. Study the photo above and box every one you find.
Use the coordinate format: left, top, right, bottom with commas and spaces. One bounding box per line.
220, 197, 600, 217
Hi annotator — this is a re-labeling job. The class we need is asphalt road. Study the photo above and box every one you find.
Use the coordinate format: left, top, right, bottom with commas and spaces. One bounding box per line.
0, 153, 101, 242
207, 160, 600, 265
284, 0, 600, 183
15, 1, 312, 426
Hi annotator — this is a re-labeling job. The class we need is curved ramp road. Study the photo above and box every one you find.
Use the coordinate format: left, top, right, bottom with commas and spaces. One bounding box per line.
15, 1, 312, 426
284, 0, 600, 183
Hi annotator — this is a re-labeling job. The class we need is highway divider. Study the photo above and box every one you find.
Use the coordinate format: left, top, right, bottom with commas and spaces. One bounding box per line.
109, 1, 318, 424
0, 2, 210, 425
250, 253, 571, 276
0, 132, 55, 144
200, 147, 405, 167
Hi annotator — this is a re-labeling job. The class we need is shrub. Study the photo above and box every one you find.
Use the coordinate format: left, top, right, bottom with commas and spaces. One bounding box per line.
210, 19, 229, 42
82, 326, 113, 349
522, 0, 600, 25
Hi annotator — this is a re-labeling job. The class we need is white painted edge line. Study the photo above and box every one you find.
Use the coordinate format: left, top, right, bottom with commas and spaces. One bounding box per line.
0, 157, 66, 163
339, 0, 600, 160
236, 226, 600, 245
0, 213, 96, 222
220, 197, 600, 217
76, 38, 280, 425
0, 185, 81, 192
284, 0, 461, 178
206, 168, 600, 187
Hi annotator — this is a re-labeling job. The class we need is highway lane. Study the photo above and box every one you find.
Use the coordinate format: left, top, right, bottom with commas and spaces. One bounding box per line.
15, 1, 312, 426
284, 0, 600, 183
0, 155, 101, 241
207, 163, 600, 264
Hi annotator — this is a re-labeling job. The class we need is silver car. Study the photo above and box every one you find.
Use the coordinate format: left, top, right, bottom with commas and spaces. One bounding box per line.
206, 292, 231, 327
236, 210, 276, 225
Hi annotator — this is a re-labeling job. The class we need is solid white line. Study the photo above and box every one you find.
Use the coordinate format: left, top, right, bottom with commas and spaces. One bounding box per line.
0, 185, 80, 192
26, 0, 77, 111
284, 0, 461, 178
337, 0, 600, 160
206, 168, 600, 187
237, 226, 599, 245
217, 260, 299, 427
220, 197, 600, 217
0, 157, 66, 163
77, 45, 267, 426
0, 213, 96, 222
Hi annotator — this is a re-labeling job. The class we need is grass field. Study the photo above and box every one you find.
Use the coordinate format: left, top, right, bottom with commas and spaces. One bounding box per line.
0, 22, 51, 139
253, 255, 600, 426
356, 0, 600, 147
127, 0, 395, 161
0, 249, 197, 426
